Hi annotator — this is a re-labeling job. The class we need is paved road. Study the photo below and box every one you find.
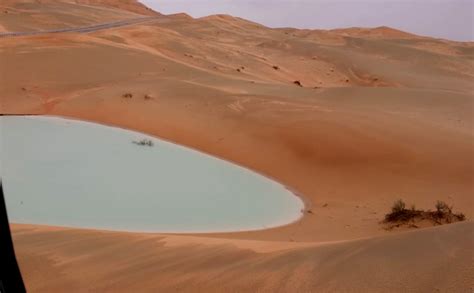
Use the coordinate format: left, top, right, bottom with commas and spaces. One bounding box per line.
0, 16, 161, 38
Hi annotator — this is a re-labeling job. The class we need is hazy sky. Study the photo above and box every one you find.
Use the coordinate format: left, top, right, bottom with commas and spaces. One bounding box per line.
141, 0, 473, 41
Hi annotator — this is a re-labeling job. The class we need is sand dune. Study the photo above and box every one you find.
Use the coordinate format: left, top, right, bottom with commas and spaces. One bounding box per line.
0, 0, 156, 32
11, 222, 474, 292
330, 26, 421, 39
1, 0, 473, 291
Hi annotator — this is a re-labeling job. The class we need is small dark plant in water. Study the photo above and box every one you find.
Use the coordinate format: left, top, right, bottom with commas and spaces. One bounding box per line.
132, 139, 154, 147
384, 199, 465, 230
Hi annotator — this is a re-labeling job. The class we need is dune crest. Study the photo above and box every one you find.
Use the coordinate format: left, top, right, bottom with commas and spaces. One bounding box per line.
331, 25, 421, 39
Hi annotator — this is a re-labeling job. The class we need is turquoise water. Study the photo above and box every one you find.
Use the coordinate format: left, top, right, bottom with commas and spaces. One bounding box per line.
0, 116, 303, 233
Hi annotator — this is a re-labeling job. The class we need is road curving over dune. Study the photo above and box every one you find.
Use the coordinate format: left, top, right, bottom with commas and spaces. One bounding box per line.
0, 16, 161, 38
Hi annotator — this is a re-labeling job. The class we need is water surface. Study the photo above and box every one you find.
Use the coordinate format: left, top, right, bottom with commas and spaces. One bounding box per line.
0, 116, 303, 233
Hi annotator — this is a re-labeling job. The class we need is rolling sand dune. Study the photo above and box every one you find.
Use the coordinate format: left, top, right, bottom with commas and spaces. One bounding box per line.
330, 26, 420, 39
11, 222, 474, 292
1, 0, 473, 291
0, 0, 157, 32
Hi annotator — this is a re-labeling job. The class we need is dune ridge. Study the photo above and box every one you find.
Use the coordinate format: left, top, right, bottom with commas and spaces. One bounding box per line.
1, 0, 473, 291
11, 222, 474, 292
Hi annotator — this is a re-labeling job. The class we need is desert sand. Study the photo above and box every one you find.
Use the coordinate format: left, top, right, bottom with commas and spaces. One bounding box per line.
1, 0, 473, 291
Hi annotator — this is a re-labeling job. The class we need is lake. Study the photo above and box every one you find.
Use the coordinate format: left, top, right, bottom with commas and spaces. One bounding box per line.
0, 116, 303, 233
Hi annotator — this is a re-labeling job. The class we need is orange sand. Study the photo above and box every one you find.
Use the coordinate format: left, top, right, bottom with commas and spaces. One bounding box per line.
1, 0, 473, 291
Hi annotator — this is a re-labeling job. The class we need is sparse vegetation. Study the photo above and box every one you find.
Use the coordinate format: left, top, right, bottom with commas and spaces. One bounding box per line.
383, 199, 466, 230
132, 139, 154, 147
435, 200, 449, 214
273, 65, 279, 70
293, 80, 302, 87
144, 94, 153, 100
122, 92, 133, 99
391, 199, 406, 214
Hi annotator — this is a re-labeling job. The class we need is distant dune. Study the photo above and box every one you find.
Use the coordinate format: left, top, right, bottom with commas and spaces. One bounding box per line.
74, 0, 158, 15
330, 26, 421, 39
1, 0, 157, 16
1, 0, 473, 291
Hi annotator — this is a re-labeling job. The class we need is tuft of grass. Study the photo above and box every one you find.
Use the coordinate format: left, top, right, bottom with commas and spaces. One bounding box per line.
391, 199, 406, 214
144, 94, 153, 100
435, 200, 451, 214
384, 199, 466, 229
385, 199, 420, 223
293, 80, 302, 87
